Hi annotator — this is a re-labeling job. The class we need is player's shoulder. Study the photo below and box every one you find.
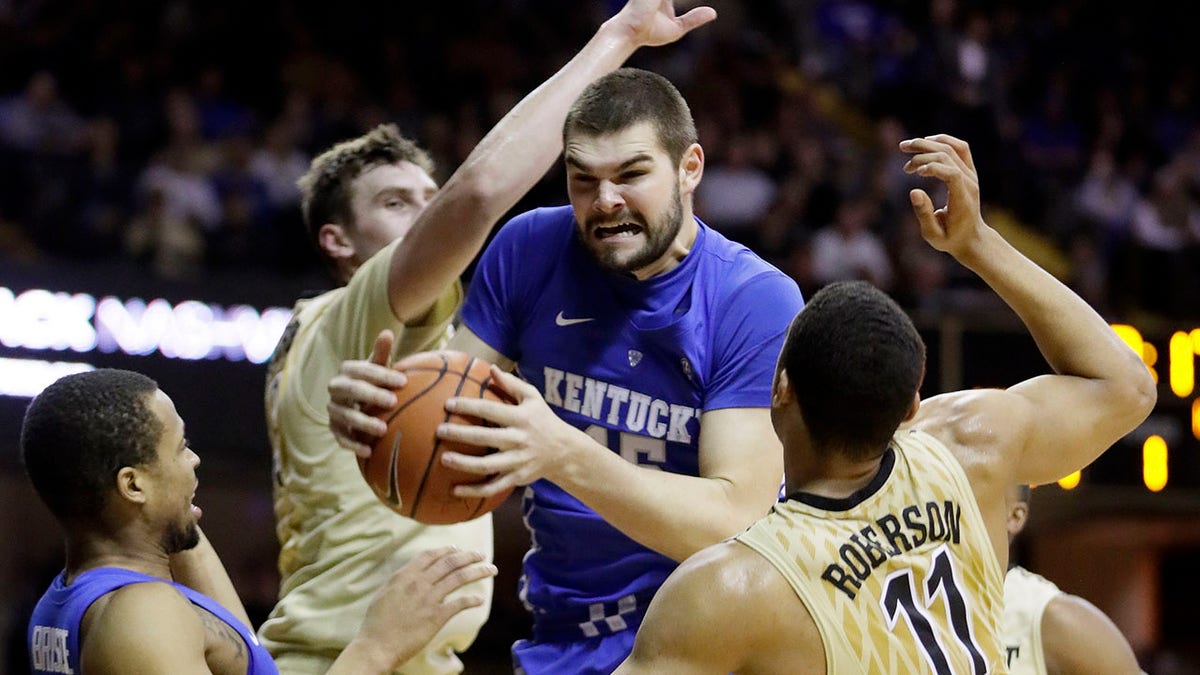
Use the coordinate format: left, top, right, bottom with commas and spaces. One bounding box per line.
97, 579, 195, 619
694, 223, 800, 302
908, 388, 1032, 457
1005, 564, 1057, 588
82, 581, 207, 671
495, 205, 575, 242
83, 580, 200, 646
697, 221, 786, 276
662, 540, 791, 619
1041, 592, 1144, 674
1043, 592, 1120, 634
650, 540, 822, 667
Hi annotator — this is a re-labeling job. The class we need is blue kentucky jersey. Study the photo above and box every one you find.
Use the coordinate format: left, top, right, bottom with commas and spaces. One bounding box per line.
28, 567, 277, 675
461, 205, 803, 638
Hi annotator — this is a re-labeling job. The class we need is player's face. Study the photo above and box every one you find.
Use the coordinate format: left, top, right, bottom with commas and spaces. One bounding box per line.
145, 389, 202, 554
565, 121, 689, 278
345, 161, 439, 264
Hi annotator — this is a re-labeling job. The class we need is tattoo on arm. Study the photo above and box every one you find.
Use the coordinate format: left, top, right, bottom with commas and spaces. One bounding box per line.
193, 606, 246, 660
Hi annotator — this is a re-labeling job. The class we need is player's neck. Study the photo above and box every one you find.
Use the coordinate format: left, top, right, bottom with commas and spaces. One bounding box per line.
64, 527, 172, 584
630, 210, 699, 281
786, 447, 888, 500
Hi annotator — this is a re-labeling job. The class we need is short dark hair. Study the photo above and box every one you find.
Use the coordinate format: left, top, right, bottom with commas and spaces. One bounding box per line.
298, 123, 434, 260
21, 369, 163, 522
563, 68, 698, 164
780, 281, 926, 458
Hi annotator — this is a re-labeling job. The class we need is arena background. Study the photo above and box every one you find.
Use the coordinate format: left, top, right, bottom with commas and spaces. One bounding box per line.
1, 1, 1198, 672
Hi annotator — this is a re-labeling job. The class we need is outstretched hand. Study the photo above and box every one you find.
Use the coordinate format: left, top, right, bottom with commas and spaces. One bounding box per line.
610, 0, 717, 48
349, 547, 496, 673
900, 134, 987, 258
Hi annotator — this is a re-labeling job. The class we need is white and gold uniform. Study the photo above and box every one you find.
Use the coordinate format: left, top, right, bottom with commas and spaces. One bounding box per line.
259, 238, 493, 675
1002, 566, 1063, 675
738, 429, 1007, 674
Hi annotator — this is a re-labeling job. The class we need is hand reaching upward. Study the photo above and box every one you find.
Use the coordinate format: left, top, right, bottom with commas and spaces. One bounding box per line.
610, 0, 718, 48
900, 134, 987, 259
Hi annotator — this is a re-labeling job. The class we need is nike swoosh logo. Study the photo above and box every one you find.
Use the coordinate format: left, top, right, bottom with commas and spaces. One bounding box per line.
555, 311, 595, 327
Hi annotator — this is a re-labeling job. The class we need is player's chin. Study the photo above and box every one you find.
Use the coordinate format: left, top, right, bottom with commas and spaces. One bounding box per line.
182, 523, 202, 551
590, 243, 647, 274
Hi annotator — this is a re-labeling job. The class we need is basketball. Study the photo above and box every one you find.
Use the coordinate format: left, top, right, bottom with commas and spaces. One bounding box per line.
357, 350, 514, 525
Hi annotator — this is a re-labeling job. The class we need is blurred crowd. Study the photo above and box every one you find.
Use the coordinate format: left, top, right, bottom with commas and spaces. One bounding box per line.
1, 0, 1198, 324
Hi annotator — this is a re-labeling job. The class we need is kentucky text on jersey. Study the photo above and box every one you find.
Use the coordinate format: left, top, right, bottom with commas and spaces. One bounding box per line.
30, 626, 74, 674
542, 366, 702, 443
821, 499, 963, 600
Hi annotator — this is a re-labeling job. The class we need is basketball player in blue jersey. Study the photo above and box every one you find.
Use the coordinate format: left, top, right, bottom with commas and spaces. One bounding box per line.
21, 368, 496, 675
609, 134, 1157, 674
263, 2, 718, 672
329, 67, 804, 673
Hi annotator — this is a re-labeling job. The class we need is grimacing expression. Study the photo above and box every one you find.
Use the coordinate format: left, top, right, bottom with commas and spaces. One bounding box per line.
565, 122, 686, 276
145, 389, 202, 554
345, 161, 438, 264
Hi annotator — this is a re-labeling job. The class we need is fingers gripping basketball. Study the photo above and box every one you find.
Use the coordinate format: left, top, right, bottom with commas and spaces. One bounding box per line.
357, 350, 513, 524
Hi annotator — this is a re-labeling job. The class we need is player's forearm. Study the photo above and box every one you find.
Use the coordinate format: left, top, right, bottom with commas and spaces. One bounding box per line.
956, 227, 1155, 403
387, 21, 641, 320
167, 529, 253, 629
556, 446, 769, 562
440, 17, 641, 206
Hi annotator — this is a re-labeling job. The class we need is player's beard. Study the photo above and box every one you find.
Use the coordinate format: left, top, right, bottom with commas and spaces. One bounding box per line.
162, 518, 201, 554
580, 182, 684, 275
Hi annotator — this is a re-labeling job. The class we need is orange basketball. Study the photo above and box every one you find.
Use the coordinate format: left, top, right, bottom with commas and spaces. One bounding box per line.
357, 350, 513, 525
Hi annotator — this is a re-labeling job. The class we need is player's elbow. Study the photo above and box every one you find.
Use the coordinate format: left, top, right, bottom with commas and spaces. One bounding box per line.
712, 482, 778, 540
1116, 350, 1158, 427
441, 163, 507, 220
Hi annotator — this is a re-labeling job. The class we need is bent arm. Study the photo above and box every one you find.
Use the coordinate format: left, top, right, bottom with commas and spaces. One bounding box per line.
903, 135, 1156, 487
445, 327, 782, 561
168, 528, 252, 630
555, 407, 783, 561
1042, 594, 1145, 675
447, 325, 515, 371
950, 225, 1156, 485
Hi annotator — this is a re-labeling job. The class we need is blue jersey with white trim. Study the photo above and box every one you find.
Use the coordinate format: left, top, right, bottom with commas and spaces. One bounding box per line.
28, 567, 277, 675
462, 205, 803, 635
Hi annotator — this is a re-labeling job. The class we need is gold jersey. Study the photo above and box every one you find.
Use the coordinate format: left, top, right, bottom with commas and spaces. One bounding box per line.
259, 237, 493, 674
737, 429, 1007, 675
1002, 566, 1062, 675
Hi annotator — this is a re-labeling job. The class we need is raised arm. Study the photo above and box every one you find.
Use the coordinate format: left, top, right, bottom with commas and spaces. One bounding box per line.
387, 0, 717, 320
901, 134, 1156, 488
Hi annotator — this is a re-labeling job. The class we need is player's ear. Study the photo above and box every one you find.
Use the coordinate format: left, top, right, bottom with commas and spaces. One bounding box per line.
1006, 499, 1029, 538
318, 223, 354, 262
902, 393, 920, 421
679, 143, 704, 196
772, 368, 794, 408
115, 466, 149, 505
